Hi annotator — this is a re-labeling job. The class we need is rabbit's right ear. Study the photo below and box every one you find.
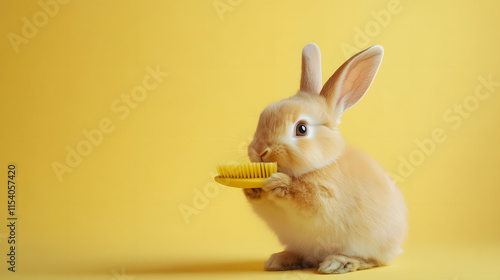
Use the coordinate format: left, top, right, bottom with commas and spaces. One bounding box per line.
300, 43, 322, 95
320, 45, 384, 118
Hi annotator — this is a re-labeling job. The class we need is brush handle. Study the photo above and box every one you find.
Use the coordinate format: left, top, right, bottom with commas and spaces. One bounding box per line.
213, 176, 265, 188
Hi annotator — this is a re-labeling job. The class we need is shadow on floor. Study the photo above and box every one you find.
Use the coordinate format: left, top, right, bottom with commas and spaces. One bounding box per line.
54, 259, 317, 275
130, 259, 267, 274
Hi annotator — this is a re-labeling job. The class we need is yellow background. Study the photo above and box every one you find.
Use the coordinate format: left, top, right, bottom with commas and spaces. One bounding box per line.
1, 0, 500, 279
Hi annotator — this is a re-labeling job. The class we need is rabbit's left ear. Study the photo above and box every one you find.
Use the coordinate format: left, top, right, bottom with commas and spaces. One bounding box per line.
320, 45, 384, 117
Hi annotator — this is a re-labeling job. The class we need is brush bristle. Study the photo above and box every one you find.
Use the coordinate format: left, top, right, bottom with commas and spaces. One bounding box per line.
216, 162, 277, 179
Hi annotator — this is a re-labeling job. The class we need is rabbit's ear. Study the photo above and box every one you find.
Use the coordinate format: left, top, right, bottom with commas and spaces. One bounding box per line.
300, 43, 322, 95
320, 45, 383, 117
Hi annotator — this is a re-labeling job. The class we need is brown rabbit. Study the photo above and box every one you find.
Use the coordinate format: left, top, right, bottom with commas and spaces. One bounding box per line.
244, 44, 407, 274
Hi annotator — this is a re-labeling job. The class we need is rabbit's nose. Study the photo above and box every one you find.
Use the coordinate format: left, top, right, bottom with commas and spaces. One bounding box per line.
258, 148, 271, 158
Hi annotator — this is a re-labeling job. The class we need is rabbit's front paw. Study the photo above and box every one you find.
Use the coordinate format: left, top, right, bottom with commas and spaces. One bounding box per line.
262, 172, 292, 198
243, 188, 262, 200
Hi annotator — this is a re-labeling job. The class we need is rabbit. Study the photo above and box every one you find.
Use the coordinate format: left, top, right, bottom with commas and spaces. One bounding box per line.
244, 43, 407, 274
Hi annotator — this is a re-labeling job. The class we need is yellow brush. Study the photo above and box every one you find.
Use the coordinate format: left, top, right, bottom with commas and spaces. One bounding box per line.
214, 162, 277, 188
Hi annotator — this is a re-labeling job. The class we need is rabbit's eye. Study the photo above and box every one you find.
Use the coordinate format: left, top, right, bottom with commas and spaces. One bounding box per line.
295, 122, 307, 137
